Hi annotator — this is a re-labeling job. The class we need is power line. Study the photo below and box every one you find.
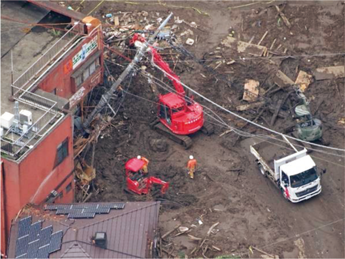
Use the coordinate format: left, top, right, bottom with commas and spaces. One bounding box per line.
148, 52, 345, 153
119, 70, 345, 159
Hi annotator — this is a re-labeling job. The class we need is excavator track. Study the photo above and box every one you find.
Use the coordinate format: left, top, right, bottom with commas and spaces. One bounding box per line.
201, 121, 214, 136
151, 121, 193, 149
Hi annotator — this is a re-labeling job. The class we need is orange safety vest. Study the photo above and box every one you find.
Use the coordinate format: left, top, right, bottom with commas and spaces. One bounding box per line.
187, 159, 197, 169
141, 157, 149, 166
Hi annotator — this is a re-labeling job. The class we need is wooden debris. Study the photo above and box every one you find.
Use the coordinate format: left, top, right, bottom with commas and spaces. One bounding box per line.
270, 91, 292, 126
251, 246, 279, 259
221, 36, 268, 56
188, 234, 202, 241
257, 31, 268, 46
162, 224, 181, 239
312, 65, 345, 80
295, 70, 312, 92
114, 16, 120, 26
337, 118, 345, 126
270, 38, 277, 50
236, 101, 265, 111
275, 5, 291, 28
274, 70, 294, 88
162, 248, 176, 258
207, 222, 219, 236
270, 99, 283, 126
211, 245, 222, 251
243, 79, 260, 102
219, 129, 233, 137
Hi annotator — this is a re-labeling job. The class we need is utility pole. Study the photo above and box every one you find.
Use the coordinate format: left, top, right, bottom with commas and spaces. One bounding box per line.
83, 13, 173, 129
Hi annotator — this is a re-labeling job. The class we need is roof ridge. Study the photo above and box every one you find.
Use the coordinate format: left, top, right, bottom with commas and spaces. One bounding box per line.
77, 201, 160, 230
60, 242, 92, 258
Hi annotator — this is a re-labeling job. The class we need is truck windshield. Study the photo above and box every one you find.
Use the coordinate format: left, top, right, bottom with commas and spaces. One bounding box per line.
290, 167, 318, 188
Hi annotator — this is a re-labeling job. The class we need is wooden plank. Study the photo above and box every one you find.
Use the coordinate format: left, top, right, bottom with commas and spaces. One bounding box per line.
312, 66, 345, 80
221, 36, 267, 56
257, 31, 268, 46
295, 70, 312, 92
275, 5, 291, 28
274, 70, 294, 88
236, 101, 265, 111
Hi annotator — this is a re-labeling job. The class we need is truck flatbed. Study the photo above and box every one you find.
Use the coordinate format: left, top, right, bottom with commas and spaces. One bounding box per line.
252, 140, 302, 169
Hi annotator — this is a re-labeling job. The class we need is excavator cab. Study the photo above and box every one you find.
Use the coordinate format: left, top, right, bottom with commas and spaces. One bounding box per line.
125, 158, 169, 195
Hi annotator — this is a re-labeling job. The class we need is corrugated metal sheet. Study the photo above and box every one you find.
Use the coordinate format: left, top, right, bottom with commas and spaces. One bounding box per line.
8, 202, 160, 258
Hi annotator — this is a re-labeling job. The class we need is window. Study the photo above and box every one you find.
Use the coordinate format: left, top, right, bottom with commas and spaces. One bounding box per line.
74, 58, 100, 88
90, 61, 96, 75
59, 191, 63, 199
83, 68, 90, 81
55, 138, 69, 167
75, 75, 82, 86
66, 182, 72, 193
51, 88, 57, 95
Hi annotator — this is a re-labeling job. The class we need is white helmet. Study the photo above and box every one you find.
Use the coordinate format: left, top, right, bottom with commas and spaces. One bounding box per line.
137, 155, 141, 160
189, 155, 194, 160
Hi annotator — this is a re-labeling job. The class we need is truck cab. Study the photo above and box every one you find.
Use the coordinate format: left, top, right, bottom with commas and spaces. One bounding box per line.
250, 140, 323, 203
277, 152, 322, 203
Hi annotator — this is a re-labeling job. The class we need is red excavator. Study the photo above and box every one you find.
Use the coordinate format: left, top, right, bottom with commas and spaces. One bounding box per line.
125, 157, 169, 195
130, 34, 213, 148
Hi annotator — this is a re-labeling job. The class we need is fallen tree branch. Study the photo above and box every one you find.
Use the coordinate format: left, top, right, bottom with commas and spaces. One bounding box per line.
207, 222, 220, 236
162, 224, 181, 239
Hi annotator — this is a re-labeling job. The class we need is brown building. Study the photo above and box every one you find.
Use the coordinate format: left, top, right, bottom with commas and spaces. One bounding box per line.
7, 202, 161, 258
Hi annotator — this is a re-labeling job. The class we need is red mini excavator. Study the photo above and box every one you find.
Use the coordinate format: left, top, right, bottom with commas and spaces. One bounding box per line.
125, 157, 169, 195
130, 34, 214, 149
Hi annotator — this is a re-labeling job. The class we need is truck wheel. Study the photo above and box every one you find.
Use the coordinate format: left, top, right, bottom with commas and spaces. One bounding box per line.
258, 165, 266, 176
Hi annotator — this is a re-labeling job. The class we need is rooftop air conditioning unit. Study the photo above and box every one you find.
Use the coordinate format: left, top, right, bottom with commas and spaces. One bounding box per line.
20, 110, 32, 125
0, 112, 14, 129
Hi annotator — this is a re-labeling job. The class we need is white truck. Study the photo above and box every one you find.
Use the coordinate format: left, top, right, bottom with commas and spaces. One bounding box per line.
250, 137, 324, 203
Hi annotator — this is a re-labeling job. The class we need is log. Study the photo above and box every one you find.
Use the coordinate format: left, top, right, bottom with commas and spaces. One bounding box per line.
274, 70, 294, 88
162, 225, 181, 239
257, 31, 269, 46
236, 101, 265, 111
270, 99, 283, 126
275, 5, 291, 28
207, 222, 219, 236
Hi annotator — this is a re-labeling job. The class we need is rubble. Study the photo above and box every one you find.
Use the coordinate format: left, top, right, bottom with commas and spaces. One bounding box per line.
295, 70, 312, 92
312, 65, 345, 80
221, 36, 268, 56
243, 79, 260, 102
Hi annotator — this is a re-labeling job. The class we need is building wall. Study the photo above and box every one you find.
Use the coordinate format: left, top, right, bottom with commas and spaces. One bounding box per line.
38, 26, 104, 108
1, 115, 74, 254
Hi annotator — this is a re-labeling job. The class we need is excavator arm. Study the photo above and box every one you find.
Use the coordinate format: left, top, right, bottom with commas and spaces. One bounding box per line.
147, 176, 170, 194
130, 34, 186, 97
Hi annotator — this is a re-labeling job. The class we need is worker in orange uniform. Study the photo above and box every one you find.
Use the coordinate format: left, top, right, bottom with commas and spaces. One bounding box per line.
137, 155, 149, 174
187, 155, 197, 179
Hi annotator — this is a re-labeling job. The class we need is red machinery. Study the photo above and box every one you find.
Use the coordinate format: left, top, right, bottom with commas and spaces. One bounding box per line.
130, 34, 213, 148
125, 157, 169, 195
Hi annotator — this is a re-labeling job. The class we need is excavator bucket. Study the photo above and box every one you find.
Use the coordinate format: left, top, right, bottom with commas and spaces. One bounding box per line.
147, 177, 169, 194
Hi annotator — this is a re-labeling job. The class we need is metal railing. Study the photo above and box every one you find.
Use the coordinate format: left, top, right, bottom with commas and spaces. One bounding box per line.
12, 23, 82, 95
1, 87, 63, 159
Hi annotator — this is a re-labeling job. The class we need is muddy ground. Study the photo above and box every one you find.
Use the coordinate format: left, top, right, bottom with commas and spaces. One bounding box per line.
71, 1, 344, 258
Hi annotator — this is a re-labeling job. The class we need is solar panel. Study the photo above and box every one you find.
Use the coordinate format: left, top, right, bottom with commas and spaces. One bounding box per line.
17, 216, 32, 238
49, 231, 63, 253
84, 207, 111, 214
68, 212, 96, 219
108, 202, 126, 209
27, 239, 40, 258
56, 208, 81, 215
28, 221, 42, 242
15, 253, 27, 258
45, 204, 72, 210
15, 235, 29, 257
38, 226, 53, 247
37, 244, 50, 259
